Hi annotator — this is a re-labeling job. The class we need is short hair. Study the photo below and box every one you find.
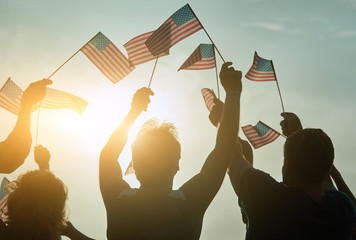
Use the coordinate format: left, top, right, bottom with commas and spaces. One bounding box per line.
131, 119, 181, 180
5, 170, 68, 240
284, 128, 334, 184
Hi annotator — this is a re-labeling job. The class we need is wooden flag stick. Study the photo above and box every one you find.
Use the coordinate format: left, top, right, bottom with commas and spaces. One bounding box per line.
187, 4, 225, 63
47, 32, 101, 79
214, 49, 220, 99
260, 121, 287, 138
35, 32, 101, 145
148, 56, 159, 88
35, 103, 41, 146
271, 60, 285, 113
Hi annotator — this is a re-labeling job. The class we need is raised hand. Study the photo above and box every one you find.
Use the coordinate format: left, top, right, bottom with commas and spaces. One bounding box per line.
219, 62, 242, 94
34, 145, 51, 170
21, 79, 52, 107
130, 87, 154, 114
209, 98, 224, 127
280, 112, 303, 137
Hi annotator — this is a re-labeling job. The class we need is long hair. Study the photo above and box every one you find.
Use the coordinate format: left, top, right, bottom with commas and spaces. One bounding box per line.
5, 170, 68, 240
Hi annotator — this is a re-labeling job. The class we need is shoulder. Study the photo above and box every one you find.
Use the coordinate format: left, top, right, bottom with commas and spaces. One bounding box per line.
239, 168, 287, 211
325, 190, 356, 210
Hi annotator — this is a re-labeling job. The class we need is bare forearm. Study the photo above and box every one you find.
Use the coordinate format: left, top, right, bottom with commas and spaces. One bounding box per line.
217, 92, 240, 148
0, 103, 33, 173
202, 92, 240, 173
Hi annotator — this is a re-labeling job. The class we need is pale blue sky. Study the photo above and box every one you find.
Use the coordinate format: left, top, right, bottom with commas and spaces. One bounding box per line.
1, 0, 356, 239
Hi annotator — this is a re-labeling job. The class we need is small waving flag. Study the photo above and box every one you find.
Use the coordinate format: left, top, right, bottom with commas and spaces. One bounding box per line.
0, 78, 87, 115
124, 31, 169, 67
201, 88, 216, 112
179, 44, 215, 71
0, 177, 10, 220
145, 4, 203, 56
81, 32, 134, 84
242, 121, 280, 149
40, 88, 88, 115
0, 78, 24, 115
245, 51, 276, 82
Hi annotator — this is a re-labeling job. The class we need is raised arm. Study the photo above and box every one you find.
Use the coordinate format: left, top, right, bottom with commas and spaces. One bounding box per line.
180, 62, 242, 210
99, 87, 153, 203
0, 79, 52, 173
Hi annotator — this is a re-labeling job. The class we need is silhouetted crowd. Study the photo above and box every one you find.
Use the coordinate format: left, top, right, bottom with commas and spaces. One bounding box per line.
0, 62, 355, 240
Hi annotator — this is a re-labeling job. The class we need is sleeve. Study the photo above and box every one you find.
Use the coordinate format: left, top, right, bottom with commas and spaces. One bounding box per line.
239, 168, 286, 218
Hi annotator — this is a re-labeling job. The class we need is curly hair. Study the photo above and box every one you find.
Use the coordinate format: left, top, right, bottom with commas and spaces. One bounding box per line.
5, 170, 68, 240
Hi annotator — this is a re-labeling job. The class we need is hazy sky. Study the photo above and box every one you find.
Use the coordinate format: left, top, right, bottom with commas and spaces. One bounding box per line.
1, 0, 356, 239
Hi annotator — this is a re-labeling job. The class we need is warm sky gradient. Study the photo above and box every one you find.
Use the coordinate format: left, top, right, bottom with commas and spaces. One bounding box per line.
1, 0, 356, 239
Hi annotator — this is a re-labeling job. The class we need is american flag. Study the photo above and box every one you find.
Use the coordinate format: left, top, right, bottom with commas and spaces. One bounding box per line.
145, 4, 203, 56
179, 44, 216, 70
81, 32, 134, 84
245, 51, 276, 82
0, 177, 10, 220
124, 31, 169, 67
201, 88, 216, 112
0, 78, 24, 115
40, 88, 88, 115
242, 121, 280, 149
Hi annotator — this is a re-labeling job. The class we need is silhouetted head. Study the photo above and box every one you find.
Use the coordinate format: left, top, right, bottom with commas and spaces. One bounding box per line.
132, 119, 181, 187
5, 170, 67, 240
282, 128, 334, 186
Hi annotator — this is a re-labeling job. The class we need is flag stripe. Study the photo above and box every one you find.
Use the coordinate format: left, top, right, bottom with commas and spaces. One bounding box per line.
145, 5, 202, 56
201, 88, 216, 112
124, 31, 168, 66
82, 45, 119, 83
242, 121, 280, 149
81, 32, 133, 84
245, 52, 276, 82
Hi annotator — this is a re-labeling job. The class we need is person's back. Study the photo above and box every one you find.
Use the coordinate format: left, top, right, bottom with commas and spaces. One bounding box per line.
238, 168, 356, 240
107, 188, 198, 240
100, 62, 243, 239
228, 113, 356, 239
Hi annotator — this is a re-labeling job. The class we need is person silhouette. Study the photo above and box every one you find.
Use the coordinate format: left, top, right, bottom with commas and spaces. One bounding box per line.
228, 112, 356, 240
99, 62, 242, 240
0, 145, 95, 240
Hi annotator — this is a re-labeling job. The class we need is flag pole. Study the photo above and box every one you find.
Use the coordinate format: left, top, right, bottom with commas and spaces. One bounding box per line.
35, 32, 101, 145
271, 60, 285, 113
35, 103, 41, 146
148, 56, 159, 88
47, 32, 101, 79
214, 48, 220, 99
187, 4, 225, 63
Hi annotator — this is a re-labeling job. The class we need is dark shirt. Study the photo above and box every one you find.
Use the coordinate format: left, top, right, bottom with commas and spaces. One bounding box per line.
104, 188, 200, 240
239, 168, 356, 240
